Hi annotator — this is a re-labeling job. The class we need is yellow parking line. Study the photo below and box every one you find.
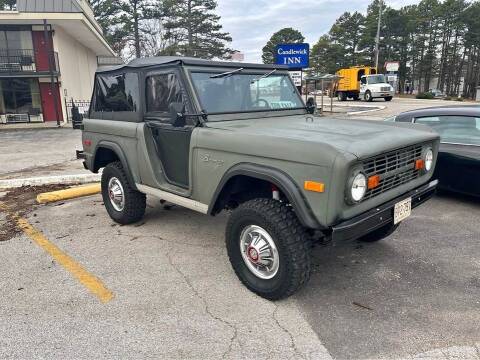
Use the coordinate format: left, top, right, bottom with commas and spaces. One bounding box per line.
0, 203, 113, 303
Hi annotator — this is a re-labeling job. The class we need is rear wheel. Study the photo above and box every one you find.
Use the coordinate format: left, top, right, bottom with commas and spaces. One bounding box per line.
364, 90, 373, 102
358, 222, 399, 242
385, 96, 393, 101
226, 198, 311, 300
101, 161, 146, 224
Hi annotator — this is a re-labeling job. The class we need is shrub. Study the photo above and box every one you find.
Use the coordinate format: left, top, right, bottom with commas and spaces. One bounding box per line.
416, 92, 435, 99
455, 97, 464, 101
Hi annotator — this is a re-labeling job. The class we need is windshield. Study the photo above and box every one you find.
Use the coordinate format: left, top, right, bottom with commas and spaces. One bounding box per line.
367, 75, 386, 84
416, 115, 480, 146
190, 72, 304, 114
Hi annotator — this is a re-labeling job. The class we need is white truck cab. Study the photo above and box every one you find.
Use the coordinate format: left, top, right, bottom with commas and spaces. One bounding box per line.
359, 74, 394, 102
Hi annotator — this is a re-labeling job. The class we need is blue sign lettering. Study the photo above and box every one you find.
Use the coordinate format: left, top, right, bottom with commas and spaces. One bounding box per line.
275, 43, 309, 69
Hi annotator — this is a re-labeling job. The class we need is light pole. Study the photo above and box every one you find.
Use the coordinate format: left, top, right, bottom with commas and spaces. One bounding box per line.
374, 0, 383, 70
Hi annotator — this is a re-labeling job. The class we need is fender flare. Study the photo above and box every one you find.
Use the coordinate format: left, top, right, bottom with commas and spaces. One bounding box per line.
208, 163, 322, 229
93, 141, 137, 190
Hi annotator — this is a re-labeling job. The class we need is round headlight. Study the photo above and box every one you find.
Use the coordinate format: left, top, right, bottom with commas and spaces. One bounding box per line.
425, 148, 433, 171
351, 173, 367, 202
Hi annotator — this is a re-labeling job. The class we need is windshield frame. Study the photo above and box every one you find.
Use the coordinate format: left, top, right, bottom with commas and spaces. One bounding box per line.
184, 66, 306, 121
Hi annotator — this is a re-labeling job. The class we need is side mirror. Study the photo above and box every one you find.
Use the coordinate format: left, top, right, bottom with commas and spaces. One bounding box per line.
169, 102, 186, 127
306, 97, 316, 114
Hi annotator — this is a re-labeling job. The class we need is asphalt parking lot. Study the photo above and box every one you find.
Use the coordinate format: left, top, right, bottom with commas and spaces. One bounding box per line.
1, 191, 479, 359
1, 97, 480, 359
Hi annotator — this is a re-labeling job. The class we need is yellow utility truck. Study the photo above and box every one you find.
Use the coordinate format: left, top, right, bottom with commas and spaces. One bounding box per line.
335, 66, 394, 102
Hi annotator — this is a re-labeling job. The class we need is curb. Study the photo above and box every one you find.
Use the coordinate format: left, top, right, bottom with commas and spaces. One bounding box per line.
0, 173, 101, 189
37, 183, 101, 204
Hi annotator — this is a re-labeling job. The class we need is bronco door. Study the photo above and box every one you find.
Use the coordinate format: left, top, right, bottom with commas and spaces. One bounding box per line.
144, 70, 194, 189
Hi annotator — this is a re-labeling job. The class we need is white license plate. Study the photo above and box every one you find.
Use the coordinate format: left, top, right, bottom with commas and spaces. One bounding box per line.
394, 197, 412, 224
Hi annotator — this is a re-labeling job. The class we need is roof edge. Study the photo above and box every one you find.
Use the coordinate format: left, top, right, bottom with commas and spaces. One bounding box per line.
96, 56, 289, 73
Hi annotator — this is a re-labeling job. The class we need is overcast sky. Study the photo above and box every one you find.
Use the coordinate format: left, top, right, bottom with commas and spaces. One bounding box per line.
217, 0, 419, 63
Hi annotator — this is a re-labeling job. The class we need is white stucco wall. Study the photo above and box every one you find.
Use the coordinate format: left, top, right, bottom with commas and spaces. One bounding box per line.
52, 25, 97, 121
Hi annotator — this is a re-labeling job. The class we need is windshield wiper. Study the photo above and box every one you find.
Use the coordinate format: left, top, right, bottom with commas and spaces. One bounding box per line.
251, 69, 277, 83
210, 68, 244, 78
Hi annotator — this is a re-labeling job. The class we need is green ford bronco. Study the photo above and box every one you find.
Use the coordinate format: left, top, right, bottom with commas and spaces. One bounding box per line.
77, 56, 439, 300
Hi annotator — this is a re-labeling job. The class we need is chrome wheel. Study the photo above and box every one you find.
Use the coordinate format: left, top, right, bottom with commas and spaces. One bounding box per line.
239, 225, 279, 279
107, 177, 125, 211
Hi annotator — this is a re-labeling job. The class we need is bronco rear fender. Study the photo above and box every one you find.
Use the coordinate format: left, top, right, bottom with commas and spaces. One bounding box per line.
208, 163, 322, 229
93, 141, 138, 190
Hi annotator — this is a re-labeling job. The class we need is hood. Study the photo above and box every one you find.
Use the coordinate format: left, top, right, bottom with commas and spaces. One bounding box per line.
205, 115, 439, 160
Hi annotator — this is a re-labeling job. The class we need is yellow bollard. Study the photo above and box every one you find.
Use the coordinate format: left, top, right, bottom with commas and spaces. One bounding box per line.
36, 183, 101, 204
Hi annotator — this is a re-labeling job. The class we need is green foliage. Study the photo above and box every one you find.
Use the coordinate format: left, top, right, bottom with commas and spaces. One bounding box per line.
416, 92, 435, 99
88, 0, 127, 55
0, 0, 16, 10
161, 0, 233, 59
89, 0, 231, 60
261, 28, 305, 64
310, 0, 480, 98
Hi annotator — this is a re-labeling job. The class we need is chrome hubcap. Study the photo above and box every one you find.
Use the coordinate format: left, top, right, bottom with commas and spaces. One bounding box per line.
108, 177, 125, 211
239, 225, 279, 279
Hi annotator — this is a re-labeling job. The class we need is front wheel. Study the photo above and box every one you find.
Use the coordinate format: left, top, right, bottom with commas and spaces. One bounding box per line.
226, 198, 311, 300
101, 161, 146, 224
385, 96, 393, 101
364, 90, 373, 102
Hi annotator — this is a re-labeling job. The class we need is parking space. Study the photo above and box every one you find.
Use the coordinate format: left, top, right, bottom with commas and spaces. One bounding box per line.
1, 189, 479, 359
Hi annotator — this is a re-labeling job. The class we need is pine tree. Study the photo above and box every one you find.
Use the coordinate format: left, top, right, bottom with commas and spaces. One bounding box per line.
121, 0, 158, 59
329, 12, 365, 66
162, 0, 233, 59
261, 28, 305, 64
88, 0, 127, 55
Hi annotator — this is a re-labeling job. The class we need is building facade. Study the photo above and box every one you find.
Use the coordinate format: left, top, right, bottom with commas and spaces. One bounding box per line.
0, 0, 119, 125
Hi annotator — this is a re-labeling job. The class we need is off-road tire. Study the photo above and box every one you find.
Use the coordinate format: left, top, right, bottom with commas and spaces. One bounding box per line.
385, 96, 393, 101
358, 222, 399, 242
226, 198, 311, 300
364, 90, 373, 102
101, 161, 146, 225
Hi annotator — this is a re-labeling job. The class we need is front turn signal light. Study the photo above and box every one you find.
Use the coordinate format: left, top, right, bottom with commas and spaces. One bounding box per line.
304, 181, 325, 193
415, 159, 425, 170
367, 175, 380, 189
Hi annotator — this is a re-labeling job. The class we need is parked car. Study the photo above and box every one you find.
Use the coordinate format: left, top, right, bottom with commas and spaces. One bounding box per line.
77, 56, 440, 300
386, 105, 480, 197
428, 89, 446, 99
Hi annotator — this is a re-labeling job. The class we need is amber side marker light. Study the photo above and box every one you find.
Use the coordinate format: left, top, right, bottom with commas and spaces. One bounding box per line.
367, 175, 380, 189
304, 181, 325, 193
415, 159, 425, 170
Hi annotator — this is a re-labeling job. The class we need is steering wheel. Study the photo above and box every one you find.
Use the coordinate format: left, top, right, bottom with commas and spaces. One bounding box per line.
252, 98, 270, 109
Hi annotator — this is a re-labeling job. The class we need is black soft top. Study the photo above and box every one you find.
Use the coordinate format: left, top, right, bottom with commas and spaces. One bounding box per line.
96, 56, 289, 74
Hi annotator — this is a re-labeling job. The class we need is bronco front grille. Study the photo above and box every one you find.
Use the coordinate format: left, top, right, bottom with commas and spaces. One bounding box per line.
362, 144, 423, 200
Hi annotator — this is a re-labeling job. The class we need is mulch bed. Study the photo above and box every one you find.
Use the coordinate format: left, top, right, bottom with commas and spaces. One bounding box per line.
0, 184, 67, 242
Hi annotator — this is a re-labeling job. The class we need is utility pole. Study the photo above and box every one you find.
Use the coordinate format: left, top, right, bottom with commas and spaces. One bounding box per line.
374, 0, 383, 70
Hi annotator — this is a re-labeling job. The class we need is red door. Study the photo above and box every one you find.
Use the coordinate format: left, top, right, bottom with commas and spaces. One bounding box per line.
39, 83, 63, 122
32, 31, 53, 72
